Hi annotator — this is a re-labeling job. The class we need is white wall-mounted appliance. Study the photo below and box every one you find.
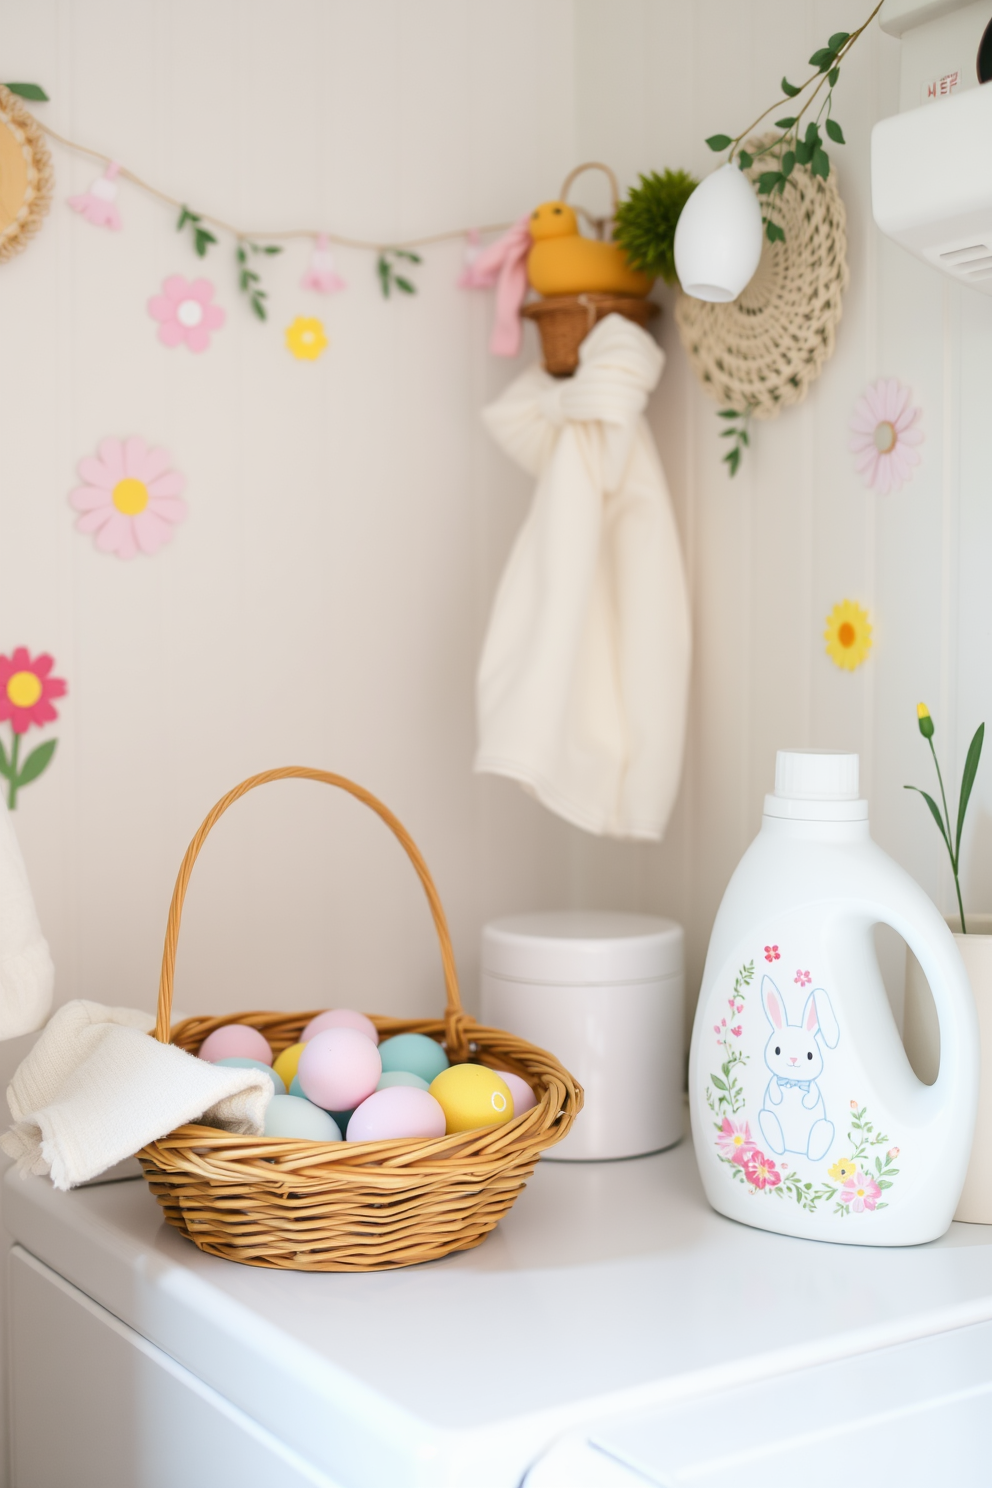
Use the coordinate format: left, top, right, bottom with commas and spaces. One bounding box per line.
872, 0, 992, 291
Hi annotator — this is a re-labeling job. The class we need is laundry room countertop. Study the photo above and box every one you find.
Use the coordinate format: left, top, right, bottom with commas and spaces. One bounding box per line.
4, 1122, 992, 1487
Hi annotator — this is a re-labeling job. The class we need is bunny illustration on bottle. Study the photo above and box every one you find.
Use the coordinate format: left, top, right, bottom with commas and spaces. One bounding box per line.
758, 975, 840, 1163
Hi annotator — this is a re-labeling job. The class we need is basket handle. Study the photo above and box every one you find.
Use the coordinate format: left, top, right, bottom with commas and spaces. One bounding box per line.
154, 767, 466, 1055
559, 162, 620, 239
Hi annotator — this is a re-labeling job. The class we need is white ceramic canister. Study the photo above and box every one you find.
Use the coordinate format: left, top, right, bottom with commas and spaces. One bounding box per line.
480, 911, 684, 1161
689, 749, 979, 1247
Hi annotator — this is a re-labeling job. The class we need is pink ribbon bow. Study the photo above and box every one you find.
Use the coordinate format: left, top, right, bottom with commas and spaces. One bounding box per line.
458, 215, 532, 358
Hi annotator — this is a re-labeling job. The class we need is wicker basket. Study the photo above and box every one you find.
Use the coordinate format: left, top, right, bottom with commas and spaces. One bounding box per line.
522, 292, 659, 376
138, 767, 583, 1272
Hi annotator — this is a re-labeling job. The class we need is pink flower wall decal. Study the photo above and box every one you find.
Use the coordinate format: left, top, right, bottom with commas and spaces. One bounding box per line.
68, 161, 123, 230
70, 437, 187, 560
300, 234, 346, 292
147, 276, 225, 352
0, 647, 67, 809
850, 379, 923, 494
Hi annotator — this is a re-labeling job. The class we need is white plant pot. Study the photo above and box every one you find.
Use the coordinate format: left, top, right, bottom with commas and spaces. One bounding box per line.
905, 914, 992, 1223
673, 162, 764, 303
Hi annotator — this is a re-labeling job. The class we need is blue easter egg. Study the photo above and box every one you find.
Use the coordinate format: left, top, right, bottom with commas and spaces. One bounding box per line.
216, 1057, 286, 1095
378, 1034, 449, 1084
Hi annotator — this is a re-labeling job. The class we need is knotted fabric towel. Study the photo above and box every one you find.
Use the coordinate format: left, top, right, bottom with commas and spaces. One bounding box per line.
0, 792, 53, 1040
0, 1000, 273, 1189
476, 314, 691, 840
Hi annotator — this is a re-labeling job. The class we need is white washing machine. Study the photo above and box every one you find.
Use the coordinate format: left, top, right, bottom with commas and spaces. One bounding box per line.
5, 1124, 992, 1487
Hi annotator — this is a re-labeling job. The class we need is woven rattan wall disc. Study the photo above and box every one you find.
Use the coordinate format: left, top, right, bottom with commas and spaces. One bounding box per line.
0, 85, 52, 264
674, 135, 848, 421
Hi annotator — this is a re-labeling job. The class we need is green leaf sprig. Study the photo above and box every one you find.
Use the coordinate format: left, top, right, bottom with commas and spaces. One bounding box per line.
612, 169, 699, 284
176, 205, 217, 259
704, 1, 883, 243
236, 239, 283, 321
717, 404, 754, 478
3, 82, 49, 102
905, 703, 984, 933
377, 249, 421, 298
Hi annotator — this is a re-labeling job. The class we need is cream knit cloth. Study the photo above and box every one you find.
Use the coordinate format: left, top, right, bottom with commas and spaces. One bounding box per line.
1, 1000, 272, 1189
476, 314, 691, 840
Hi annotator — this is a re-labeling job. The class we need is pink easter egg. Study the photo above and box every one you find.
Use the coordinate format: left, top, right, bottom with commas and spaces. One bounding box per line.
346, 1087, 446, 1143
494, 1070, 537, 1115
297, 1028, 381, 1111
301, 1008, 379, 1045
198, 1024, 273, 1065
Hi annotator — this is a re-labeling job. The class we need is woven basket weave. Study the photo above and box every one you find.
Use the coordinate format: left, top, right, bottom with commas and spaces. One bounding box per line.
138, 767, 583, 1271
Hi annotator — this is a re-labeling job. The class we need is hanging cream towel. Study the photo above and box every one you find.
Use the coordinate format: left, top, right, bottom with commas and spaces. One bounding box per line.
476, 314, 691, 840
0, 792, 53, 1040
0, 1000, 273, 1189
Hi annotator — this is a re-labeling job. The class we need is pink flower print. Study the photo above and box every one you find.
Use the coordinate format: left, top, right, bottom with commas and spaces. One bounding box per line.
300, 233, 346, 293
794, 969, 811, 987
147, 276, 225, 352
743, 1150, 781, 1189
69, 437, 187, 560
713, 1024, 720, 1034
728, 997, 736, 1010
68, 161, 123, 230
736, 1001, 744, 1013
731, 1025, 743, 1037
888, 1147, 899, 1160
764, 945, 780, 963
849, 379, 923, 495
850, 1100, 859, 1110
839, 1169, 882, 1213
716, 1118, 755, 1166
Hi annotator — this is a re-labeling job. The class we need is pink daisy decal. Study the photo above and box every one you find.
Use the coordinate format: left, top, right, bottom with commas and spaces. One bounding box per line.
849, 379, 923, 494
147, 275, 225, 352
716, 1117, 756, 1166
0, 649, 66, 735
743, 1151, 781, 1189
839, 1169, 881, 1213
70, 437, 187, 560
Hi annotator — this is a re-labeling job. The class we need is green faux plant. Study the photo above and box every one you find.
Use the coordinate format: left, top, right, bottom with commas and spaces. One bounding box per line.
612, 169, 699, 285
906, 703, 985, 934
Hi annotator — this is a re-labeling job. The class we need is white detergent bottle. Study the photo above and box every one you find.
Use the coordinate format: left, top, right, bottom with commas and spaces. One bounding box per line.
689, 749, 979, 1246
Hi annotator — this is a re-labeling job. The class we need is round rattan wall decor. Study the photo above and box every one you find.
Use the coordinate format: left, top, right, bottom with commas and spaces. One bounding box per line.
0, 84, 52, 264
674, 135, 848, 421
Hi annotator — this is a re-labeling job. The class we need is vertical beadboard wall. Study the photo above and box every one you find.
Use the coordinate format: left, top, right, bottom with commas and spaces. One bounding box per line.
573, 0, 992, 1016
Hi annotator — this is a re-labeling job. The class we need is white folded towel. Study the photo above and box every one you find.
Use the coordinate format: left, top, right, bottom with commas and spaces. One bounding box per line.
0, 792, 54, 1039
476, 314, 691, 841
0, 1000, 273, 1190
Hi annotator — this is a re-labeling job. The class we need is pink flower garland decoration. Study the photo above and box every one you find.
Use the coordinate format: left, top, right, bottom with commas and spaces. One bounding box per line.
147, 276, 225, 352
68, 162, 123, 230
300, 234, 346, 293
70, 437, 187, 560
849, 379, 923, 494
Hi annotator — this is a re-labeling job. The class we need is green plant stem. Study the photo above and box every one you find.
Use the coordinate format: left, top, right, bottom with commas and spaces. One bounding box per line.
7, 732, 20, 811
930, 737, 967, 932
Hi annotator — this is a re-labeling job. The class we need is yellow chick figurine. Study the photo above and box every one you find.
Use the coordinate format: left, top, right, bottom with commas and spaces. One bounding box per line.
527, 200, 653, 298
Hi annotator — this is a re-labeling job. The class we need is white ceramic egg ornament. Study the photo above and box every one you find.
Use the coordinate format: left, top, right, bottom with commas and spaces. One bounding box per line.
674, 162, 764, 303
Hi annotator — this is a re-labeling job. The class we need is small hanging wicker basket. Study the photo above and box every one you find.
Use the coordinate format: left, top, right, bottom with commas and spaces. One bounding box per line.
524, 162, 658, 377
138, 767, 583, 1272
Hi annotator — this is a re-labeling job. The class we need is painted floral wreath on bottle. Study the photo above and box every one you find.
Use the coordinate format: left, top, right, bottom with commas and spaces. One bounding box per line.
705, 960, 900, 1216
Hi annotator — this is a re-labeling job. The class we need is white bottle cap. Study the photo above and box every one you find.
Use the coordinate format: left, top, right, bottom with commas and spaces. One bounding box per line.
764, 750, 868, 821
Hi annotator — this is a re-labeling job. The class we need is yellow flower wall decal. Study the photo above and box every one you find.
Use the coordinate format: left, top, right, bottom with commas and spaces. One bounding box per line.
285, 316, 328, 361
825, 600, 872, 671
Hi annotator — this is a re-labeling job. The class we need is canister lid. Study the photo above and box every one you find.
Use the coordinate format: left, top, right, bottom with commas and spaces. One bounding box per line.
482, 911, 683, 985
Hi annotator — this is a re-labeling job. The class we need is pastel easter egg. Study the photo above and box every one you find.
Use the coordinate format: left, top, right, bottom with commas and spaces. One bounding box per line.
378, 1033, 449, 1084
198, 1024, 273, 1065
297, 1027, 381, 1111
263, 1094, 342, 1142
429, 1065, 514, 1134
375, 1070, 429, 1092
493, 1070, 537, 1115
215, 1057, 286, 1095
301, 1008, 379, 1045
346, 1087, 446, 1143
273, 1042, 306, 1089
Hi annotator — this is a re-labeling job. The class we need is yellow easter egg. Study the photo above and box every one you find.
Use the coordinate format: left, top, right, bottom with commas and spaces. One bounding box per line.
273, 1042, 306, 1089
429, 1064, 514, 1134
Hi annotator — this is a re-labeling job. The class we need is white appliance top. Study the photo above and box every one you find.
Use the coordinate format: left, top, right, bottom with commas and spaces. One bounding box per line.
5, 1125, 992, 1488
482, 911, 682, 983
